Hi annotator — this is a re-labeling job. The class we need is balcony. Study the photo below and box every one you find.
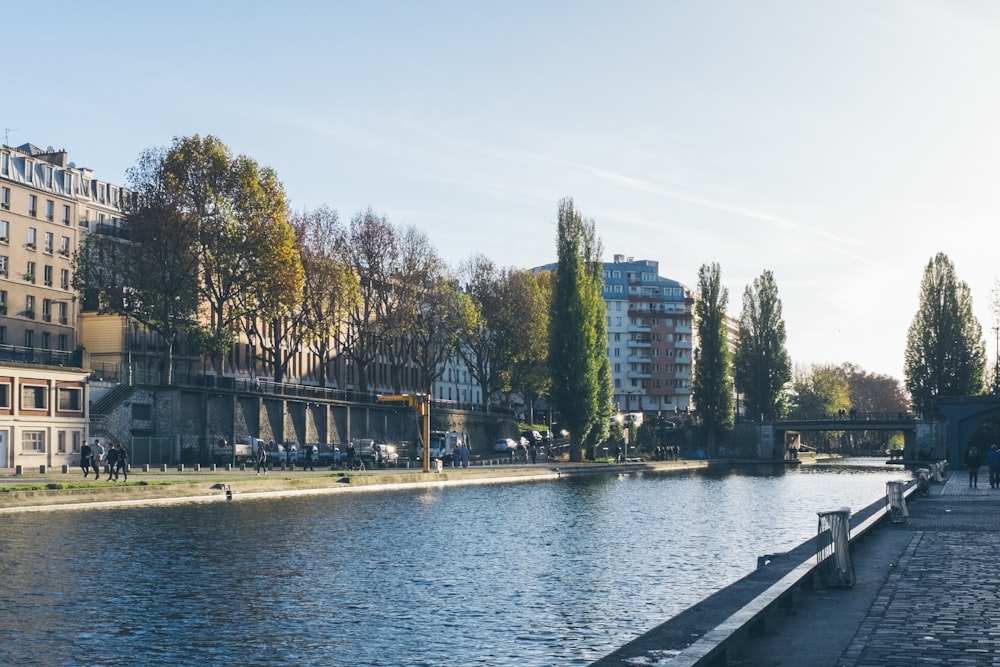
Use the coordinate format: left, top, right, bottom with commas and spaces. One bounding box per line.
626, 339, 651, 348
627, 370, 652, 380
627, 323, 651, 333
626, 354, 650, 364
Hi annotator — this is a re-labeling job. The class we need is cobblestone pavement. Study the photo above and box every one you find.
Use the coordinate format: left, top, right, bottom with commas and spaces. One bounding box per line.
729, 471, 1000, 667
837, 473, 1000, 667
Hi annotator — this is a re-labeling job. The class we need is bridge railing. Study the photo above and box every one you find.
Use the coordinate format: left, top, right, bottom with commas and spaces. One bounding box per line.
781, 411, 916, 422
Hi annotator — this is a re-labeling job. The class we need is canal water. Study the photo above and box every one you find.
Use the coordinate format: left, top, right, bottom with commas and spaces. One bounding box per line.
0, 459, 908, 666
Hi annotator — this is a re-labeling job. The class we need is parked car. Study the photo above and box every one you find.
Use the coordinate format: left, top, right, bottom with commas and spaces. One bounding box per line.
315, 444, 342, 467
374, 443, 399, 467
494, 438, 517, 452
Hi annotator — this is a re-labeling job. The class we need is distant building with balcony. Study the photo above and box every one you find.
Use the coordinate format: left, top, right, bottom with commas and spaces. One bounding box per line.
602, 254, 694, 416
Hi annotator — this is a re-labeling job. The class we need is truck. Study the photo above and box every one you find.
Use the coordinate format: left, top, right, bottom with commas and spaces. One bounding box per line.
213, 436, 258, 464
427, 431, 465, 464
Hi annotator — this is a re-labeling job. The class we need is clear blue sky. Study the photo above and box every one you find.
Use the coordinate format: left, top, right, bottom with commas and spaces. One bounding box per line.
7, 1, 1000, 381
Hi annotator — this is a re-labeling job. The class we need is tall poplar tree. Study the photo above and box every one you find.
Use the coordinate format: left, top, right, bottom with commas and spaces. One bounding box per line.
734, 270, 791, 421
692, 262, 734, 452
549, 198, 607, 462
904, 252, 986, 416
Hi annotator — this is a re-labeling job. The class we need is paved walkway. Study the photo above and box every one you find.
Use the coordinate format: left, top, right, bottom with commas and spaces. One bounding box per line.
729, 470, 1000, 666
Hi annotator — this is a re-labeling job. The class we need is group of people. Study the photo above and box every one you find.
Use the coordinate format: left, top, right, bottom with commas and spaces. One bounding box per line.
79, 438, 130, 482
653, 445, 681, 461
964, 445, 1000, 489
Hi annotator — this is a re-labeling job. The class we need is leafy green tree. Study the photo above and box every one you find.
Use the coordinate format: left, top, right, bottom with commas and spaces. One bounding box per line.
790, 363, 851, 417
904, 252, 986, 416
502, 269, 553, 424
734, 270, 791, 421
456, 255, 505, 406
411, 277, 474, 394
549, 198, 607, 462
692, 262, 734, 452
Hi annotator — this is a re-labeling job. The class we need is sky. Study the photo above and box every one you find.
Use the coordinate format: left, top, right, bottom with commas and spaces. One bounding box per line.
6, 1, 1000, 381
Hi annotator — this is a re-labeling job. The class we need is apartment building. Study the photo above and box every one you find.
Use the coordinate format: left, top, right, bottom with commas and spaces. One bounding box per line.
0, 142, 122, 365
602, 254, 695, 416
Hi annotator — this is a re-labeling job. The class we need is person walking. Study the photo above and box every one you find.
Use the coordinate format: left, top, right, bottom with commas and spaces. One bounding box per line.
105, 444, 120, 482
80, 441, 93, 479
346, 441, 356, 470
965, 446, 982, 489
114, 443, 129, 482
987, 445, 1000, 489
93, 439, 106, 477
303, 444, 316, 471
255, 442, 268, 475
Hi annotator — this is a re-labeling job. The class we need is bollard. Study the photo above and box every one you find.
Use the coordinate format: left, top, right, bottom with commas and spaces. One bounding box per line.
817, 507, 854, 587
142, 463, 149, 472
435, 459, 443, 473
240, 463, 246, 472
39, 465, 46, 474
886, 481, 908, 523
14, 465, 22, 475
226, 463, 232, 471
178, 464, 184, 472
160, 463, 167, 472
194, 464, 201, 472
61, 464, 69, 474
224, 483, 233, 501
210, 464, 217, 472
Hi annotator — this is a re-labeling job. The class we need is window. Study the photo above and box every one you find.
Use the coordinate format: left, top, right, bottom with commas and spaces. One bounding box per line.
131, 403, 152, 420
63, 172, 73, 193
45, 200, 54, 221
21, 384, 47, 410
0, 255, 7, 277
60, 268, 69, 290
25, 294, 34, 317
0, 326, 5, 344
57, 431, 66, 453
21, 431, 45, 453
41, 332, 50, 348
27, 227, 36, 248
58, 387, 83, 412
0, 290, 6, 313
72, 431, 81, 454
0, 220, 7, 241
80, 209, 89, 228
58, 301, 67, 325
0, 187, 8, 209
0, 383, 8, 407
44, 232, 53, 254
42, 298, 51, 322
60, 236, 70, 256
25, 160, 33, 183
0, 153, 7, 175
61, 205, 70, 225
28, 195, 37, 217
44, 260, 54, 283
58, 334, 67, 350
25, 260, 35, 283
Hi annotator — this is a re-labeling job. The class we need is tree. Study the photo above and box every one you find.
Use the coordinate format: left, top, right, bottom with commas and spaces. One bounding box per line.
692, 262, 734, 452
292, 206, 359, 388
734, 270, 792, 421
456, 255, 506, 407
790, 363, 851, 418
343, 209, 398, 393
74, 146, 203, 386
411, 277, 474, 394
548, 198, 607, 462
904, 252, 986, 416
840, 363, 908, 415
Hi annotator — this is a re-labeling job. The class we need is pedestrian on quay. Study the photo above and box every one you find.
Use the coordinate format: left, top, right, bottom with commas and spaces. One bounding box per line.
93, 439, 106, 477
965, 446, 982, 489
304, 444, 316, 471
114, 442, 129, 482
80, 440, 93, 478
105, 443, 120, 482
987, 445, 1000, 489
256, 442, 268, 476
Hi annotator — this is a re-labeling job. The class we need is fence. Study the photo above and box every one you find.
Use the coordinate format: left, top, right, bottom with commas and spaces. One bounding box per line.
130, 437, 175, 466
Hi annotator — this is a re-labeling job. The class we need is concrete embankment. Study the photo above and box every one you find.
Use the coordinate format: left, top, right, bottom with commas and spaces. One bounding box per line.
0, 459, 711, 512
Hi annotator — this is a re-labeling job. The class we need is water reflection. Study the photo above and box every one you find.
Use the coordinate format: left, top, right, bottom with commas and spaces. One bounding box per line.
0, 462, 908, 666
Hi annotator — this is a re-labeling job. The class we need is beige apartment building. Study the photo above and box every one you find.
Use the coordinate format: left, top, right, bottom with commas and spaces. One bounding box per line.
0, 142, 124, 363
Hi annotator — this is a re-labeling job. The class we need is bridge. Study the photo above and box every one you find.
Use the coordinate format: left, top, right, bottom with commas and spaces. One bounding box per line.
756, 412, 941, 462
